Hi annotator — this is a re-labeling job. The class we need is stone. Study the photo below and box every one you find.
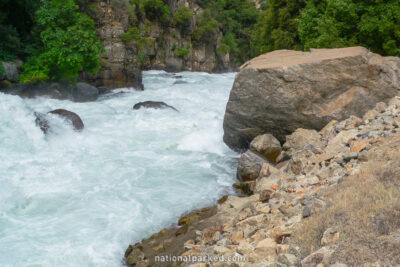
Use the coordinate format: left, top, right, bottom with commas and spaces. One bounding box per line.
374, 102, 387, 113
126, 248, 145, 265
73, 82, 99, 102
48, 109, 84, 131
321, 228, 340, 246
34, 112, 50, 134
237, 150, 269, 181
283, 129, 324, 152
301, 247, 334, 267
250, 134, 282, 163
363, 110, 379, 121
350, 139, 370, 153
223, 47, 400, 151
388, 96, 400, 107
133, 101, 178, 111
302, 206, 312, 218
237, 241, 254, 255
343, 152, 359, 162
277, 253, 297, 266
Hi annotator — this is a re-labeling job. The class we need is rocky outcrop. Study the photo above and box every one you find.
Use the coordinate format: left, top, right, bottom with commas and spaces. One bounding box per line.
82, 1, 143, 90
125, 95, 400, 267
223, 47, 400, 151
133, 101, 178, 111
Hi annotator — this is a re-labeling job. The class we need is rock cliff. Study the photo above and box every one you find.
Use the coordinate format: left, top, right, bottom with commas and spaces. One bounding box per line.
223, 47, 400, 151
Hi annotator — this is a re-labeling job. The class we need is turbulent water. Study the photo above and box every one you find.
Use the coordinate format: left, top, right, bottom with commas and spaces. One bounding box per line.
0, 71, 238, 267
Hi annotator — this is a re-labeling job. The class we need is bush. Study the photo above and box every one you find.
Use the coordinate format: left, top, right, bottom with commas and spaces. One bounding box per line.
120, 27, 142, 42
143, 0, 170, 22
298, 0, 400, 56
172, 7, 193, 28
20, 0, 103, 83
193, 10, 220, 42
174, 47, 190, 58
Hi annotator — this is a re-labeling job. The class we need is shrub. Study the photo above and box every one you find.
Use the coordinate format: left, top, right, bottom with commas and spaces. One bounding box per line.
20, 0, 103, 83
174, 47, 190, 58
143, 0, 170, 22
172, 7, 193, 28
120, 27, 142, 42
193, 10, 220, 42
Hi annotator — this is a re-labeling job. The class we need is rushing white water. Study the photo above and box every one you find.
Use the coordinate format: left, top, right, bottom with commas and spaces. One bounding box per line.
0, 71, 238, 267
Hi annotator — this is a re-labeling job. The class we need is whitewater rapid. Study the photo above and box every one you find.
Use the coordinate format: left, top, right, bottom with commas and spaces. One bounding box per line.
0, 71, 237, 266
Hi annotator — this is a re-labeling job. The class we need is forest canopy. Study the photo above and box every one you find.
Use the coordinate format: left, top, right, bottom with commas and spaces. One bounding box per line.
0, 0, 399, 83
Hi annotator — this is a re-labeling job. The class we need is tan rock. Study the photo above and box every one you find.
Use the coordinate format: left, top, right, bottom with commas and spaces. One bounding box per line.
301, 246, 334, 266
388, 96, 400, 107
230, 230, 244, 245
237, 150, 269, 181
223, 47, 400, 150
350, 139, 371, 153
374, 102, 387, 113
237, 241, 254, 255
320, 120, 338, 140
250, 134, 282, 163
321, 228, 340, 246
363, 109, 379, 121
283, 128, 324, 152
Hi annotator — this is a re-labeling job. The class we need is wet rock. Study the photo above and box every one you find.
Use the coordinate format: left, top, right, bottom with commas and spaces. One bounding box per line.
133, 101, 178, 112
34, 112, 50, 134
73, 82, 99, 102
250, 134, 282, 163
49, 109, 84, 131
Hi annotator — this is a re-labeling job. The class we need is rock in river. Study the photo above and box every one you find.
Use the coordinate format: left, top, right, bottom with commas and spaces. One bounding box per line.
133, 101, 178, 112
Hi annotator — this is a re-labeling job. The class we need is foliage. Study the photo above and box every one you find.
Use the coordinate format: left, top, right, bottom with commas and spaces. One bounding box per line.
172, 7, 193, 28
143, 0, 170, 22
251, 0, 306, 56
298, 0, 400, 56
192, 9, 220, 42
174, 47, 190, 58
20, 0, 103, 83
121, 27, 142, 42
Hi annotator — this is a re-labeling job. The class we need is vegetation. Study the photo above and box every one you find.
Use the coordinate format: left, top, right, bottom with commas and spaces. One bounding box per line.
299, 0, 400, 56
295, 152, 400, 264
0, 0, 103, 83
172, 7, 193, 28
174, 47, 190, 58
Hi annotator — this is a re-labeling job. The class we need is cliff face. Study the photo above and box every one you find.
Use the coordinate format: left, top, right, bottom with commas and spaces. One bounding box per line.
83, 0, 239, 89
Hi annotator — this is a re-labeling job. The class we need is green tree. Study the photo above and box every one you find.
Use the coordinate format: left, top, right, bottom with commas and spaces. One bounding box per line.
298, 0, 400, 56
20, 0, 104, 83
251, 0, 306, 56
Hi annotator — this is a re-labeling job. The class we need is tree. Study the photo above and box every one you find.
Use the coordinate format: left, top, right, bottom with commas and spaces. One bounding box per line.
251, 0, 306, 56
20, 0, 104, 83
298, 0, 400, 56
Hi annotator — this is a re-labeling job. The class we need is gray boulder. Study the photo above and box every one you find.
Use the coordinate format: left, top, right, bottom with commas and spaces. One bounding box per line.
73, 82, 99, 102
49, 109, 84, 131
223, 47, 400, 151
237, 150, 269, 181
133, 101, 178, 112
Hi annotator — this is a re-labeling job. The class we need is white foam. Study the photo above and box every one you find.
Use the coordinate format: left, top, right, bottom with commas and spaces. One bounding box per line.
0, 71, 238, 266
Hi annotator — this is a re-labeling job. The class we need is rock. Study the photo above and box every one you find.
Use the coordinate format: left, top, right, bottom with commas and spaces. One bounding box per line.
133, 101, 178, 112
237, 150, 269, 181
223, 47, 400, 151
343, 152, 359, 162
48, 109, 84, 131
374, 102, 387, 113
126, 248, 145, 265
73, 82, 99, 102
277, 253, 297, 266
321, 228, 340, 246
302, 205, 312, 218
283, 129, 324, 152
363, 109, 379, 121
388, 96, 400, 107
250, 134, 282, 163
301, 246, 334, 267
34, 112, 50, 134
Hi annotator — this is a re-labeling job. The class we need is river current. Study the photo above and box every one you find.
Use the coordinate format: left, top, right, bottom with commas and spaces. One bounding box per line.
0, 71, 237, 266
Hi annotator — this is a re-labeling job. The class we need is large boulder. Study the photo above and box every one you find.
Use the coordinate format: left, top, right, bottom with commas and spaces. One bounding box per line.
223, 47, 400, 151
250, 134, 281, 163
73, 82, 99, 102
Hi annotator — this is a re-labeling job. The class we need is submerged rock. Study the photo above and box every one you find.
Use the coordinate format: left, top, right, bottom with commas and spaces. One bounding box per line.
133, 101, 178, 112
48, 109, 84, 131
223, 47, 400, 151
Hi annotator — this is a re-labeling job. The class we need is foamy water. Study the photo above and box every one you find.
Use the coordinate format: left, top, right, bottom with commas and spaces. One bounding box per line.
0, 71, 238, 266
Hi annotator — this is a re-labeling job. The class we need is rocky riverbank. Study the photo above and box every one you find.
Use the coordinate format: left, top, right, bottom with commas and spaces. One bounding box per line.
125, 47, 400, 267
125, 95, 400, 267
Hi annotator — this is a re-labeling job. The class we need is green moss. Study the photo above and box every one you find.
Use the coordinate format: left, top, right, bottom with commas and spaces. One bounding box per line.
172, 7, 193, 27
174, 47, 190, 58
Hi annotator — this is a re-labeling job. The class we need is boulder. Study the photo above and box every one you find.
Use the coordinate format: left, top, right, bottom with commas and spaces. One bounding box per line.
250, 134, 282, 163
237, 150, 269, 181
34, 112, 50, 134
223, 47, 400, 151
49, 109, 84, 131
133, 101, 178, 112
283, 128, 324, 152
73, 82, 99, 102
